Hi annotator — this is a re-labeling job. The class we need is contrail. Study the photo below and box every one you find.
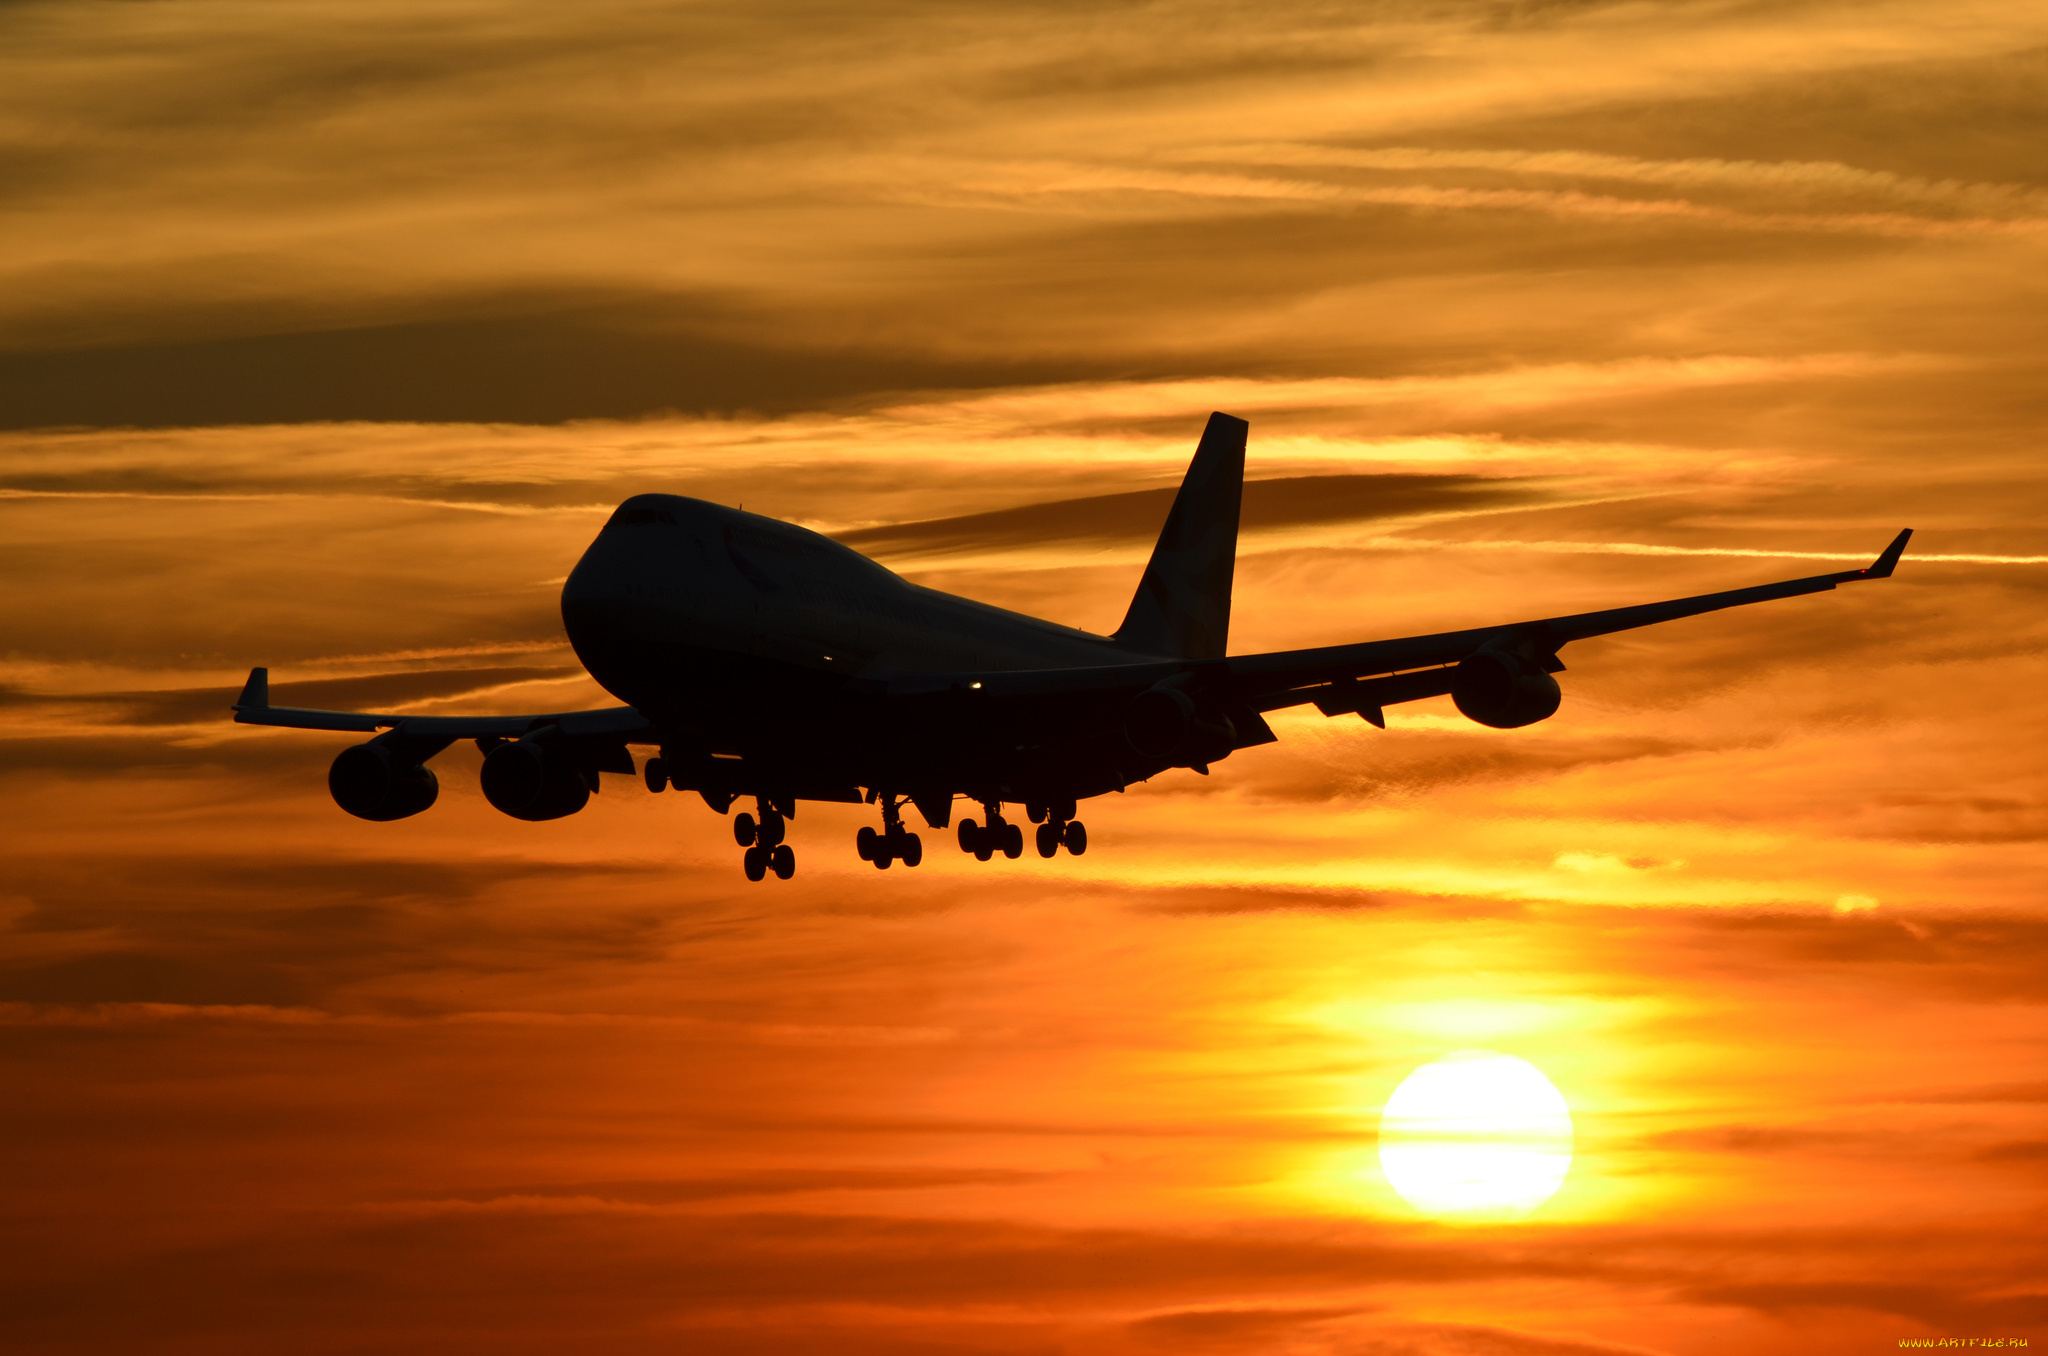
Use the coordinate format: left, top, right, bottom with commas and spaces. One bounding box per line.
0, 488, 607, 517
1364, 537, 2048, 565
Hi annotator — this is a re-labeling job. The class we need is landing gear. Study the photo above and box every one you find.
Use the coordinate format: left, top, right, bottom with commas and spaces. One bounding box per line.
1026, 797, 1085, 858
857, 794, 923, 870
735, 808, 783, 849
958, 803, 1025, 860
735, 797, 793, 881
857, 827, 924, 869
644, 757, 668, 793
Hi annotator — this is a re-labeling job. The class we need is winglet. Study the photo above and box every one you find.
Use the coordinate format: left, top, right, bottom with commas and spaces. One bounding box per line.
1862, 529, 1912, 579
235, 666, 269, 710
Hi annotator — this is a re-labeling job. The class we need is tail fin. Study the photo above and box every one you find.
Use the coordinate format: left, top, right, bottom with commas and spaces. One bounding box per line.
1112, 412, 1247, 659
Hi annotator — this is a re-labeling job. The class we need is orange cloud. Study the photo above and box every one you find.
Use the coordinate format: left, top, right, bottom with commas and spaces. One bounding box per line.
5, 0, 2048, 1350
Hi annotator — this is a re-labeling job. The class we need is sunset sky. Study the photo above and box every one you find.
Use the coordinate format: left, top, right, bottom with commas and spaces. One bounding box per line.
4, 1, 2048, 1351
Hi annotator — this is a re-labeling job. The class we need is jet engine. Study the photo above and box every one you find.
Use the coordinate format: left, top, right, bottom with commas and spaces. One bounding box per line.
1123, 684, 1238, 765
329, 739, 441, 821
480, 735, 592, 821
1451, 650, 1562, 729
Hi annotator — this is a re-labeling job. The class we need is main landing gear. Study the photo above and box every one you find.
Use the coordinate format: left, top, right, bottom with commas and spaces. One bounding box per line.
1030, 797, 1086, 858
955, 801, 1026, 861
856, 793, 924, 870
733, 795, 795, 882
958, 798, 1085, 862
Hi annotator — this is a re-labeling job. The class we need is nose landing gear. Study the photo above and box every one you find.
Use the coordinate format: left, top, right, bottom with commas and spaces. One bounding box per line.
856, 794, 924, 870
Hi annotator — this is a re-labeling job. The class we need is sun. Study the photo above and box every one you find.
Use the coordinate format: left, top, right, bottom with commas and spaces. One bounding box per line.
1378, 1050, 1574, 1221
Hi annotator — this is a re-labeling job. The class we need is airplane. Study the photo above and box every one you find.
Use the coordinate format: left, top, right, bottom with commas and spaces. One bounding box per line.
232, 412, 1912, 881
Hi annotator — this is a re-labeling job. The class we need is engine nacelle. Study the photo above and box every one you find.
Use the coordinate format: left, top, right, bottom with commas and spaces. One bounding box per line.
1124, 686, 1194, 759
480, 736, 592, 821
329, 742, 440, 821
1123, 684, 1238, 765
1452, 651, 1563, 729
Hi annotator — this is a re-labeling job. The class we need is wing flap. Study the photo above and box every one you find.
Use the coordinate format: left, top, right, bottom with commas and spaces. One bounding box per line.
1292, 666, 1461, 719
233, 705, 386, 733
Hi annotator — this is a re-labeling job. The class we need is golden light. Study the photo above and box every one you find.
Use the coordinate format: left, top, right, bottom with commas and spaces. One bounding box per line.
1378, 1050, 1574, 1221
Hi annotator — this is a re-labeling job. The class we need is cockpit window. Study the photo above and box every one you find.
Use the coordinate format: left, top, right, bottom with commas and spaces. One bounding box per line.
608, 507, 678, 527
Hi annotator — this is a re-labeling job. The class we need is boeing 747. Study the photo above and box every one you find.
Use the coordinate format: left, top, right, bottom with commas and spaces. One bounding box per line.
232, 413, 1911, 880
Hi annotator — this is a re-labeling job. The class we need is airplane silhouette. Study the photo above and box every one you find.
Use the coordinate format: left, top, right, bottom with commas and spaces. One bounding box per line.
233, 413, 1911, 881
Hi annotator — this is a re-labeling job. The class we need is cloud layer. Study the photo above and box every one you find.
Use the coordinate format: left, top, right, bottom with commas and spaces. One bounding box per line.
4, 0, 2047, 1352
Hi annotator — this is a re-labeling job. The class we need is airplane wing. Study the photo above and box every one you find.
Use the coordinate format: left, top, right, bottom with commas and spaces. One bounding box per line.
1228, 527, 1912, 722
234, 530, 1908, 786
229, 667, 652, 740
231, 668, 872, 813
871, 529, 1912, 730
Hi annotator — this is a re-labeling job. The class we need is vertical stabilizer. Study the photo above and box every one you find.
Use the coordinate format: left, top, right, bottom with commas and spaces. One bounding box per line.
1112, 412, 1247, 659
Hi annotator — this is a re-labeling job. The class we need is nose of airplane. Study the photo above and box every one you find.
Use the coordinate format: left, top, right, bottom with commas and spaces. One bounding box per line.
560, 498, 678, 665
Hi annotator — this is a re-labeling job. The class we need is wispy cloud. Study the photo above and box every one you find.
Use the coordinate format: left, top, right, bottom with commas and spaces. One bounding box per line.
1191, 142, 2048, 213
914, 157, 2048, 241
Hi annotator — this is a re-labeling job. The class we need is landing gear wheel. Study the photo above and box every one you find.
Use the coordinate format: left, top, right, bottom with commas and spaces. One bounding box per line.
644, 757, 667, 793
958, 819, 979, 854
734, 812, 757, 847
742, 845, 768, 881
771, 844, 795, 880
1002, 822, 1023, 859
856, 826, 878, 861
1063, 821, 1087, 855
1035, 822, 1060, 858
864, 793, 921, 871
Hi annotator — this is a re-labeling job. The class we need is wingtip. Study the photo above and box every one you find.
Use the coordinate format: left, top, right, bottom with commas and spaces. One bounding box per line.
1862, 528, 1913, 579
235, 666, 269, 710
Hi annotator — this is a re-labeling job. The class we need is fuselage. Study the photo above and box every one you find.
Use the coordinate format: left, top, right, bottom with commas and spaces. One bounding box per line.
560, 494, 1160, 798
